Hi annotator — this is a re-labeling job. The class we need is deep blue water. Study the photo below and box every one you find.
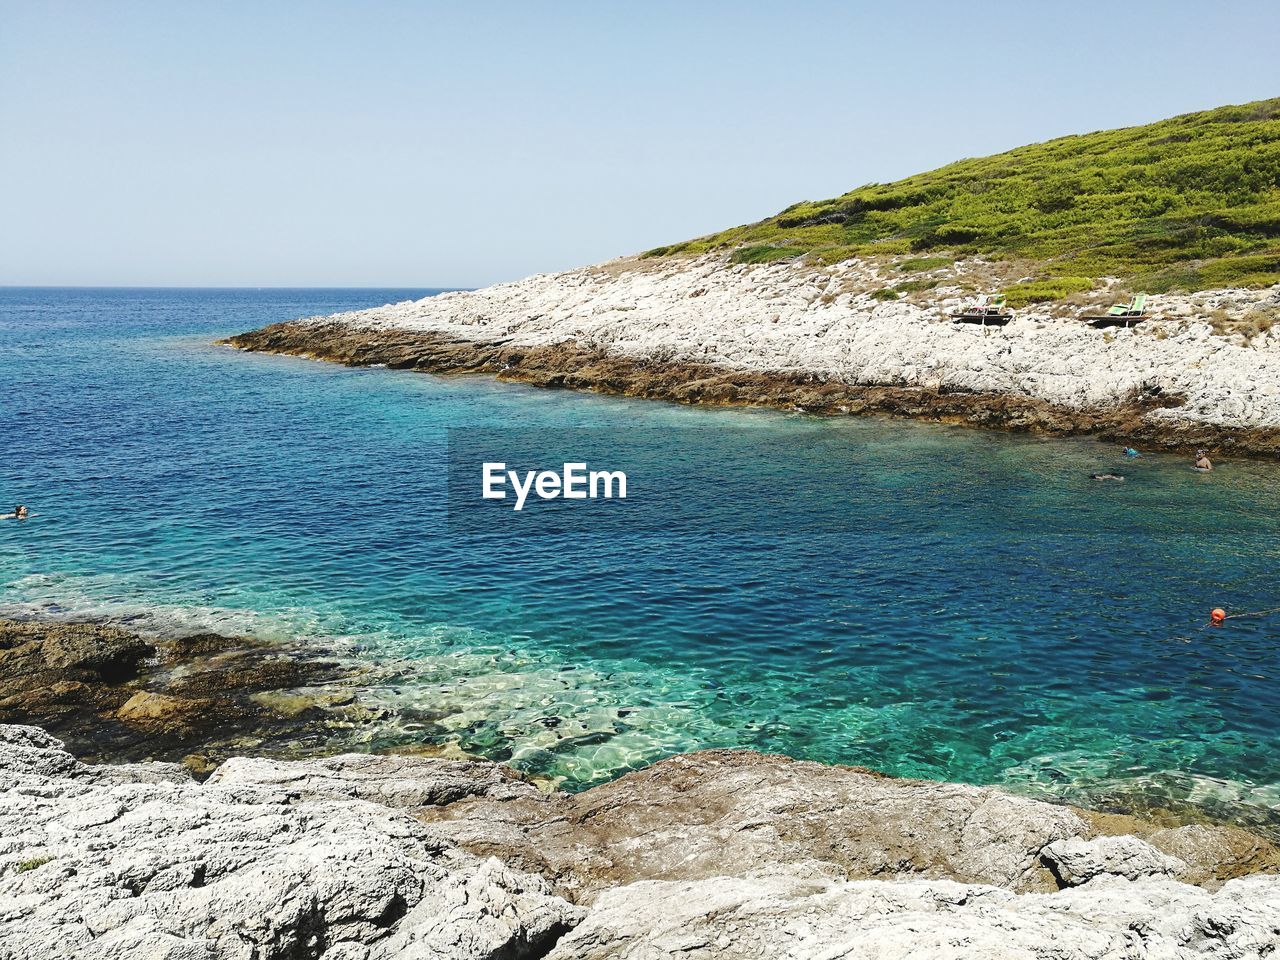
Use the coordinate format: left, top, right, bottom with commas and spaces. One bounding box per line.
2, 287, 1278, 830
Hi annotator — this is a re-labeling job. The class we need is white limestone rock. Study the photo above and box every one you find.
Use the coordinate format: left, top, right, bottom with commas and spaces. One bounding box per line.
0, 725, 581, 960
297, 255, 1280, 430
548, 871, 1280, 960
1041, 836, 1188, 885
4, 725, 1280, 959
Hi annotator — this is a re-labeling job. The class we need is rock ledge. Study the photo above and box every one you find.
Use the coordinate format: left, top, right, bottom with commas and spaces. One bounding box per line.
3, 726, 1279, 958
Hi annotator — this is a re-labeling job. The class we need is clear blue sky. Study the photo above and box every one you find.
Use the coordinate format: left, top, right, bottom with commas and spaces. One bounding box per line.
2, 1, 1277, 287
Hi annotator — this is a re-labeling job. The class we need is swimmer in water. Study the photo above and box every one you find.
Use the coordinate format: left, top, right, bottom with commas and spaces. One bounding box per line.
1123, 447, 1140, 458
1091, 473, 1125, 481
1, 505, 30, 520
1194, 450, 1213, 471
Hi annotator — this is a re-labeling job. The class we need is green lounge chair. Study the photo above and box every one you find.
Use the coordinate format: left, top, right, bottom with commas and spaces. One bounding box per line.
1087, 293, 1148, 328
1107, 293, 1146, 317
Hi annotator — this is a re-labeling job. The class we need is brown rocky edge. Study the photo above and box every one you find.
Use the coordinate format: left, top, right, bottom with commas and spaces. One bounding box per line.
220, 747, 1280, 900
0, 617, 392, 774
227, 320, 1280, 458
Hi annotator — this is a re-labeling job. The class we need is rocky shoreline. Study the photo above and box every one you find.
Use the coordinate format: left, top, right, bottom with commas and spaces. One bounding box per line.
3, 617, 1280, 956
226, 253, 1280, 457
3, 724, 1279, 958
228, 320, 1280, 457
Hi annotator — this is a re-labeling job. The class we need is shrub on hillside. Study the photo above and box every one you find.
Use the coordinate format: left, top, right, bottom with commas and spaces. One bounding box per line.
651, 98, 1280, 292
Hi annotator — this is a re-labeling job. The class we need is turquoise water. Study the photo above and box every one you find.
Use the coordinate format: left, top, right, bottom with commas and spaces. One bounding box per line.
2, 287, 1279, 831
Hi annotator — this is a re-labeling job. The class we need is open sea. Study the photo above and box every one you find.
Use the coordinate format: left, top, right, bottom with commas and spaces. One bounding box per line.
2, 287, 1278, 833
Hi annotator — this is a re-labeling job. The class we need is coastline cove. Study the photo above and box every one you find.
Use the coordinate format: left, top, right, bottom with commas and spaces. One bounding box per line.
2, 286, 1279, 838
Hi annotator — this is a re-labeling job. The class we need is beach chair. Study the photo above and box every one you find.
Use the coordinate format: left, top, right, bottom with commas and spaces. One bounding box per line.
1086, 293, 1148, 328
952, 293, 1013, 326
1107, 293, 1146, 317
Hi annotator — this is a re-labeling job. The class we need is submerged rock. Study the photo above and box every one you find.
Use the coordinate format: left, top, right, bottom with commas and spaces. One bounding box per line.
0, 618, 383, 768
114, 689, 201, 724
0, 619, 151, 722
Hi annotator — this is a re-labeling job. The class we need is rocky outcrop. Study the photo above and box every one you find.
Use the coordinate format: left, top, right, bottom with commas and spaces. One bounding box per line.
227, 255, 1280, 456
0, 618, 386, 768
3, 726, 1279, 958
229, 322, 1266, 456
1041, 836, 1186, 886
547, 872, 1280, 960
211, 742, 1280, 900
193, 746, 1280, 900
404, 750, 1280, 899
0, 725, 581, 959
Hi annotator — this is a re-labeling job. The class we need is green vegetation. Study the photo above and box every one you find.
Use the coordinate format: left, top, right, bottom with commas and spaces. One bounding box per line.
17, 856, 52, 873
728, 244, 806, 264
871, 288, 900, 302
1002, 276, 1095, 307
1141, 250, 1280, 292
893, 278, 940, 294
647, 98, 1280, 295
895, 256, 953, 273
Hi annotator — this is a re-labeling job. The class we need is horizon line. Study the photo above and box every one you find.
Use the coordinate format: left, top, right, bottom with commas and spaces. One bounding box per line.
0, 283, 471, 291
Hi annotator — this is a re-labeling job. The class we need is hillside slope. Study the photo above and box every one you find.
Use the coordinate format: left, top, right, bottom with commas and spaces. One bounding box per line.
230, 100, 1280, 456
647, 98, 1280, 295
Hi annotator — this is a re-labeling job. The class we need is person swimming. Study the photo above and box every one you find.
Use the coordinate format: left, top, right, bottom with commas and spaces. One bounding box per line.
1123, 447, 1140, 458
1, 504, 30, 520
1194, 450, 1213, 471
1091, 473, 1125, 481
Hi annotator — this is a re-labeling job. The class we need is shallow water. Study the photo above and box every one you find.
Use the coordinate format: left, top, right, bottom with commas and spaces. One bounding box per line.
2, 287, 1278, 831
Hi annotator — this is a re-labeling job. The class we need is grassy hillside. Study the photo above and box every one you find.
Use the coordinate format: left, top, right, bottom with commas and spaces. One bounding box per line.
646, 98, 1280, 296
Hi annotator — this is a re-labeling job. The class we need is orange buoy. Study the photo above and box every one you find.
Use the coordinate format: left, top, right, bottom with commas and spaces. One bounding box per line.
1210, 608, 1227, 625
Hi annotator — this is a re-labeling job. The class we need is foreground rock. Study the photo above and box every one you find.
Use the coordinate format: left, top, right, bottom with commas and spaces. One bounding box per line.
550, 872, 1280, 960
3, 727, 1279, 957
0, 618, 387, 768
228, 254, 1280, 456
0, 725, 581, 959
242, 749, 1273, 899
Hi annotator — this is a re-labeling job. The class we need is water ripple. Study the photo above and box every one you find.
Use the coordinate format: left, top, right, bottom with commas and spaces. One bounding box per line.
2, 287, 1278, 834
